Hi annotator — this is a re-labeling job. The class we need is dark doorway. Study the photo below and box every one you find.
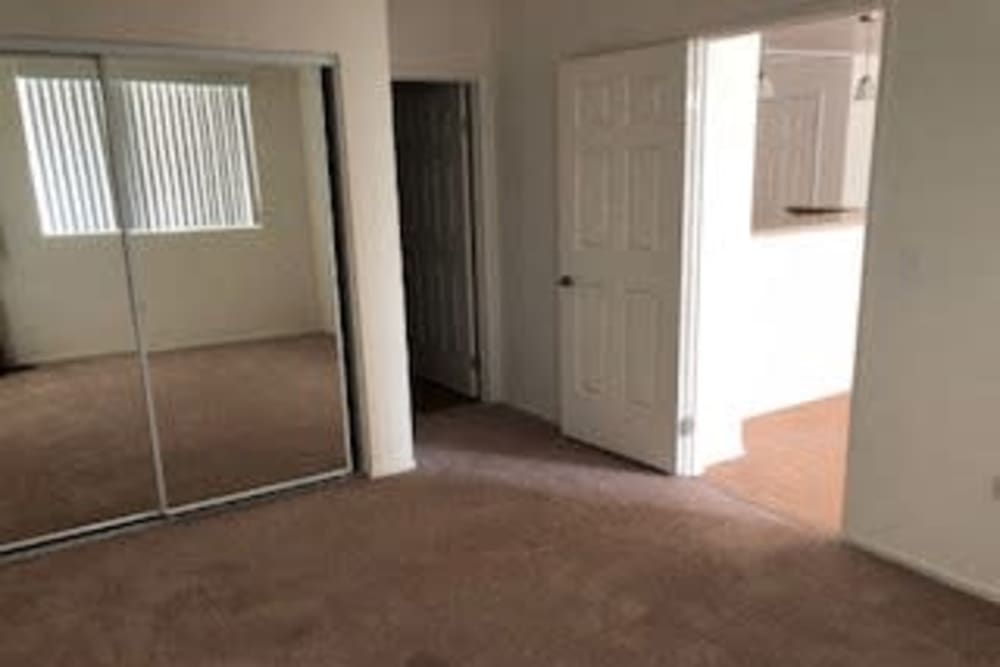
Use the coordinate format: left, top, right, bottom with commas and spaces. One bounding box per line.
392, 82, 481, 415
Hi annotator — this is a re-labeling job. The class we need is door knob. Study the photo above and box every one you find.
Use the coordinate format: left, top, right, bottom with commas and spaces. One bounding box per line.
557, 275, 575, 288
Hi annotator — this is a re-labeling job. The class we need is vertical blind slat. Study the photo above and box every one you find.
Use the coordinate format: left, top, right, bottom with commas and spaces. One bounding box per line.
173, 84, 197, 229
37, 81, 72, 234
210, 87, 234, 229
69, 80, 101, 234
86, 79, 118, 232
15, 76, 258, 237
16, 81, 54, 233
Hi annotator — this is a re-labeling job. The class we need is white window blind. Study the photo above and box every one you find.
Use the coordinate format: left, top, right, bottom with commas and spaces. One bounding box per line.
118, 81, 259, 234
15, 76, 260, 238
16, 77, 117, 236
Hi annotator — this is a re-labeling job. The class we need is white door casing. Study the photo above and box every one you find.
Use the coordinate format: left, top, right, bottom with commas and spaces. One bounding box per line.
558, 42, 690, 472
393, 84, 479, 397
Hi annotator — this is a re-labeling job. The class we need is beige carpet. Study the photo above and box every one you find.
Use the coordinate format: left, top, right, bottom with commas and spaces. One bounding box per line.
0, 335, 348, 546
705, 395, 850, 534
1, 405, 998, 665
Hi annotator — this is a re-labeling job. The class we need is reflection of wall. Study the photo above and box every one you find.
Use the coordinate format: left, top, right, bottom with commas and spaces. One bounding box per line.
0, 62, 329, 363
298, 67, 340, 336
0, 59, 137, 363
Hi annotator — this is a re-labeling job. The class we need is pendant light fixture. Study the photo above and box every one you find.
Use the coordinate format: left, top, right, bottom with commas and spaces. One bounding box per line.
758, 39, 775, 100
854, 13, 878, 101
759, 69, 776, 100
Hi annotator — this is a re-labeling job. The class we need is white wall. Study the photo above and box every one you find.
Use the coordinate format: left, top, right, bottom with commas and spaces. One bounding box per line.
388, 0, 497, 75
693, 34, 760, 471
845, 0, 1000, 601
0, 0, 413, 478
742, 226, 864, 416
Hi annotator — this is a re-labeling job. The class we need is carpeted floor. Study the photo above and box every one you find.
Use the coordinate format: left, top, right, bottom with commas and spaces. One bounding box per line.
705, 395, 850, 534
1, 404, 998, 665
0, 335, 348, 546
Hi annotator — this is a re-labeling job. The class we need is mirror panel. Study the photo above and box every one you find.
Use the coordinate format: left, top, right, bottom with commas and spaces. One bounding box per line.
105, 56, 351, 506
0, 55, 159, 546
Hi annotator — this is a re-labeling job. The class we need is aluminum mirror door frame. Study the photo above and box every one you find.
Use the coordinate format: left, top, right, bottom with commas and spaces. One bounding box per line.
0, 48, 356, 559
0, 52, 163, 555
100, 54, 355, 515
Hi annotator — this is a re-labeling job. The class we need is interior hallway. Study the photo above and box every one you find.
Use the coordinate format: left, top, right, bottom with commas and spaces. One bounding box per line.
705, 395, 850, 534
2, 405, 998, 665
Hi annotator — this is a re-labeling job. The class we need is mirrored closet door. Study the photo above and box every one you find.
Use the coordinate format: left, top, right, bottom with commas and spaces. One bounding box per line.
104, 55, 351, 508
0, 47, 352, 553
0, 54, 160, 547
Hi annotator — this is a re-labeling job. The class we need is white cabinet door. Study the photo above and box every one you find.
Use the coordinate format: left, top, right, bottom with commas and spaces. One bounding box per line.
558, 42, 690, 472
754, 94, 822, 227
753, 55, 854, 230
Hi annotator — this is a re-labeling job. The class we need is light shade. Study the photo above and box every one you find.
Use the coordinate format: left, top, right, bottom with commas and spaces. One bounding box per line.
854, 73, 877, 101
759, 71, 776, 100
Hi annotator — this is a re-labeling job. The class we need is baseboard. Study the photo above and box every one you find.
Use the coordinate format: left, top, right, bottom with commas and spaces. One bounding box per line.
506, 397, 558, 425
846, 533, 1000, 606
367, 456, 417, 480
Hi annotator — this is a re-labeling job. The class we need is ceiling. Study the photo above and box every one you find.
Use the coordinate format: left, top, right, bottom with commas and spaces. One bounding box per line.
764, 13, 883, 54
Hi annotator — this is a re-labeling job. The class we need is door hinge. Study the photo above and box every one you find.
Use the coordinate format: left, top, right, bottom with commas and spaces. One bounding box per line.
679, 417, 696, 437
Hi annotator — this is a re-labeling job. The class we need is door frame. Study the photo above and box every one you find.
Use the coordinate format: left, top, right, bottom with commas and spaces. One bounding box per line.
675, 0, 895, 477
391, 66, 504, 403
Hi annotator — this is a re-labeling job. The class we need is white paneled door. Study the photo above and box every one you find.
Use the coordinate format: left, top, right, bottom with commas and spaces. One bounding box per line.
558, 42, 690, 472
393, 83, 479, 398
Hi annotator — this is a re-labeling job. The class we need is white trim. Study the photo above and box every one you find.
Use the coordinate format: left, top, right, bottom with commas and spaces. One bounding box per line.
0, 511, 160, 559
687, 0, 888, 43
0, 36, 338, 67
766, 48, 859, 59
847, 533, 1000, 606
165, 468, 352, 516
846, 0, 896, 532
96, 54, 171, 514
0, 469, 354, 563
676, 39, 707, 478
368, 455, 418, 480
391, 67, 504, 404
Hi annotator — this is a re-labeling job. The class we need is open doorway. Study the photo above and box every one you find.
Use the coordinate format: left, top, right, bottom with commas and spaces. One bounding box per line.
683, 11, 884, 533
392, 81, 481, 415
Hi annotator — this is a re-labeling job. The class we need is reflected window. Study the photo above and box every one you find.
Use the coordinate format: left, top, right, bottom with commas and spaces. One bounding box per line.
15, 76, 260, 237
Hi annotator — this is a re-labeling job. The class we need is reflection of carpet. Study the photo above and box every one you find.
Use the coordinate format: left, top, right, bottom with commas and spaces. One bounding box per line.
0, 335, 348, 546
2, 404, 998, 665
705, 395, 850, 534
